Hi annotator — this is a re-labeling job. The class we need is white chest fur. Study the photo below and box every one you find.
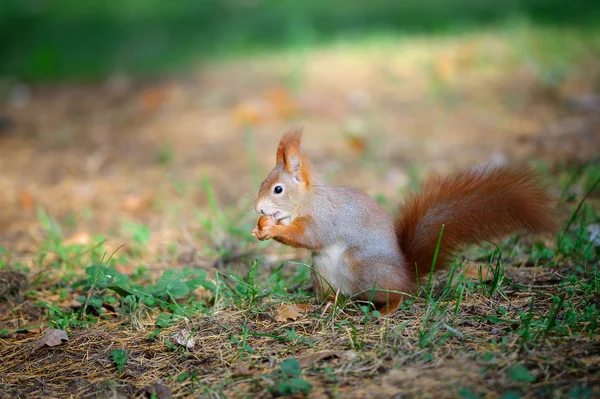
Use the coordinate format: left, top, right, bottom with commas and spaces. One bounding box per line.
312, 243, 353, 295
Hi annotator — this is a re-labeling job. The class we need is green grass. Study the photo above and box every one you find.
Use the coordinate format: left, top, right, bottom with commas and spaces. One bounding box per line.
1, 0, 600, 81
0, 160, 598, 398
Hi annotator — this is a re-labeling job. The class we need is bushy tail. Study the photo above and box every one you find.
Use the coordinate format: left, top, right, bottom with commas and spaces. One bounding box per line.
395, 165, 559, 281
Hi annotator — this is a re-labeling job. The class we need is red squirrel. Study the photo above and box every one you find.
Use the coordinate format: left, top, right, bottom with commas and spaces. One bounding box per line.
251, 130, 559, 315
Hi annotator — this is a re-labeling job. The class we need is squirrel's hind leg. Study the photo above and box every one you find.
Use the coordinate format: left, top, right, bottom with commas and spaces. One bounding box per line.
376, 294, 404, 316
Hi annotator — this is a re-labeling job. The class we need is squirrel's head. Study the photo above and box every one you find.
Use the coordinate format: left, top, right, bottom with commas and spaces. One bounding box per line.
255, 129, 311, 225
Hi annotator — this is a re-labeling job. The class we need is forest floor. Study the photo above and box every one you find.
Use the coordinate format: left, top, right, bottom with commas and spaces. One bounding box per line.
0, 24, 599, 398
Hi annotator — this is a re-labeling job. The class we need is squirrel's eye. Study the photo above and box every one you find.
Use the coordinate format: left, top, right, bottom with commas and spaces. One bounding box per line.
273, 185, 283, 194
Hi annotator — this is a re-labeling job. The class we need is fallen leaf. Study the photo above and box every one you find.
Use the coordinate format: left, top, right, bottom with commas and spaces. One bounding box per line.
296, 351, 344, 368
294, 303, 314, 312
275, 303, 302, 322
346, 134, 367, 155
33, 328, 68, 350
232, 101, 267, 126
232, 361, 255, 377
140, 86, 170, 114
143, 382, 172, 399
266, 87, 298, 119
19, 190, 34, 211
194, 285, 212, 300
121, 195, 148, 212
171, 319, 195, 350
64, 232, 91, 246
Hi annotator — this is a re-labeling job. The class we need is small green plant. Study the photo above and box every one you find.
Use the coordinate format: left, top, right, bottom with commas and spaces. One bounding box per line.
500, 392, 521, 399
285, 329, 313, 346
122, 222, 150, 246
156, 142, 175, 165
155, 313, 175, 328
458, 388, 481, 399
230, 326, 253, 359
270, 358, 312, 396
110, 349, 128, 374
151, 268, 213, 302
506, 364, 535, 383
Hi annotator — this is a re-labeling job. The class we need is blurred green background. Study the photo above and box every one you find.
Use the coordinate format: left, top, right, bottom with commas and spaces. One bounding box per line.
1, 0, 599, 81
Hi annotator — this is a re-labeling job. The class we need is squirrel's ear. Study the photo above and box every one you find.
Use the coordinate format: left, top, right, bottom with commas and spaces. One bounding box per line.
276, 129, 303, 168
288, 154, 310, 185
276, 129, 310, 184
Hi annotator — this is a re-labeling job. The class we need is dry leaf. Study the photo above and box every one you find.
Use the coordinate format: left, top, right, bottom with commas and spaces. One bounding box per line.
275, 303, 302, 322
172, 329, 195, 350
233, 101, 266, 126
143, 382, 171, 399
266, 87, 297, 119
140, 86, 169, 114
194, 285, 212, 300
294, 303, 314, 312
232, 361, 255, 377
171, 319, 195, 350
34, 328, 68, 350
346, 134, 367, 155
19, 190, 34, 211
64, 232, 91, 246
121, 195, 148, 212
296, 351, 344, 368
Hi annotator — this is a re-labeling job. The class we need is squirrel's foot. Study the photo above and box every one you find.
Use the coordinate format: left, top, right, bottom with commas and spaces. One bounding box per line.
376, 296, 403, 316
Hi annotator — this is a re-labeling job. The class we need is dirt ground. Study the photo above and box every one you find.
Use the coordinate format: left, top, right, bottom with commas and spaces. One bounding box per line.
0, 30, 599, 399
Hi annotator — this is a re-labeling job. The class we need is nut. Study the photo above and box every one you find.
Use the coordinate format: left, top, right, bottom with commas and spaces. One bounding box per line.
258, 215, 276, 229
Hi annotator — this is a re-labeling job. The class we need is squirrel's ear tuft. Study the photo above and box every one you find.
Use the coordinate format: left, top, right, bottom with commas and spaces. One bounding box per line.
276, 128, 311, 185
276, 129, 302, 169
276, 128, 303, 167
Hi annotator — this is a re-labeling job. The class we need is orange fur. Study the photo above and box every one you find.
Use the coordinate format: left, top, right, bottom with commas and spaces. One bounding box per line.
276, 130, 301, 164
275, 129, 312, 186
270, 216, 321, 249
395, 165, 559, 282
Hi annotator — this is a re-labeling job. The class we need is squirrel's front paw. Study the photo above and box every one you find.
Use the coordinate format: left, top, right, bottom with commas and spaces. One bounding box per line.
256, 225, 278, 241
251, 225, 260, 240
